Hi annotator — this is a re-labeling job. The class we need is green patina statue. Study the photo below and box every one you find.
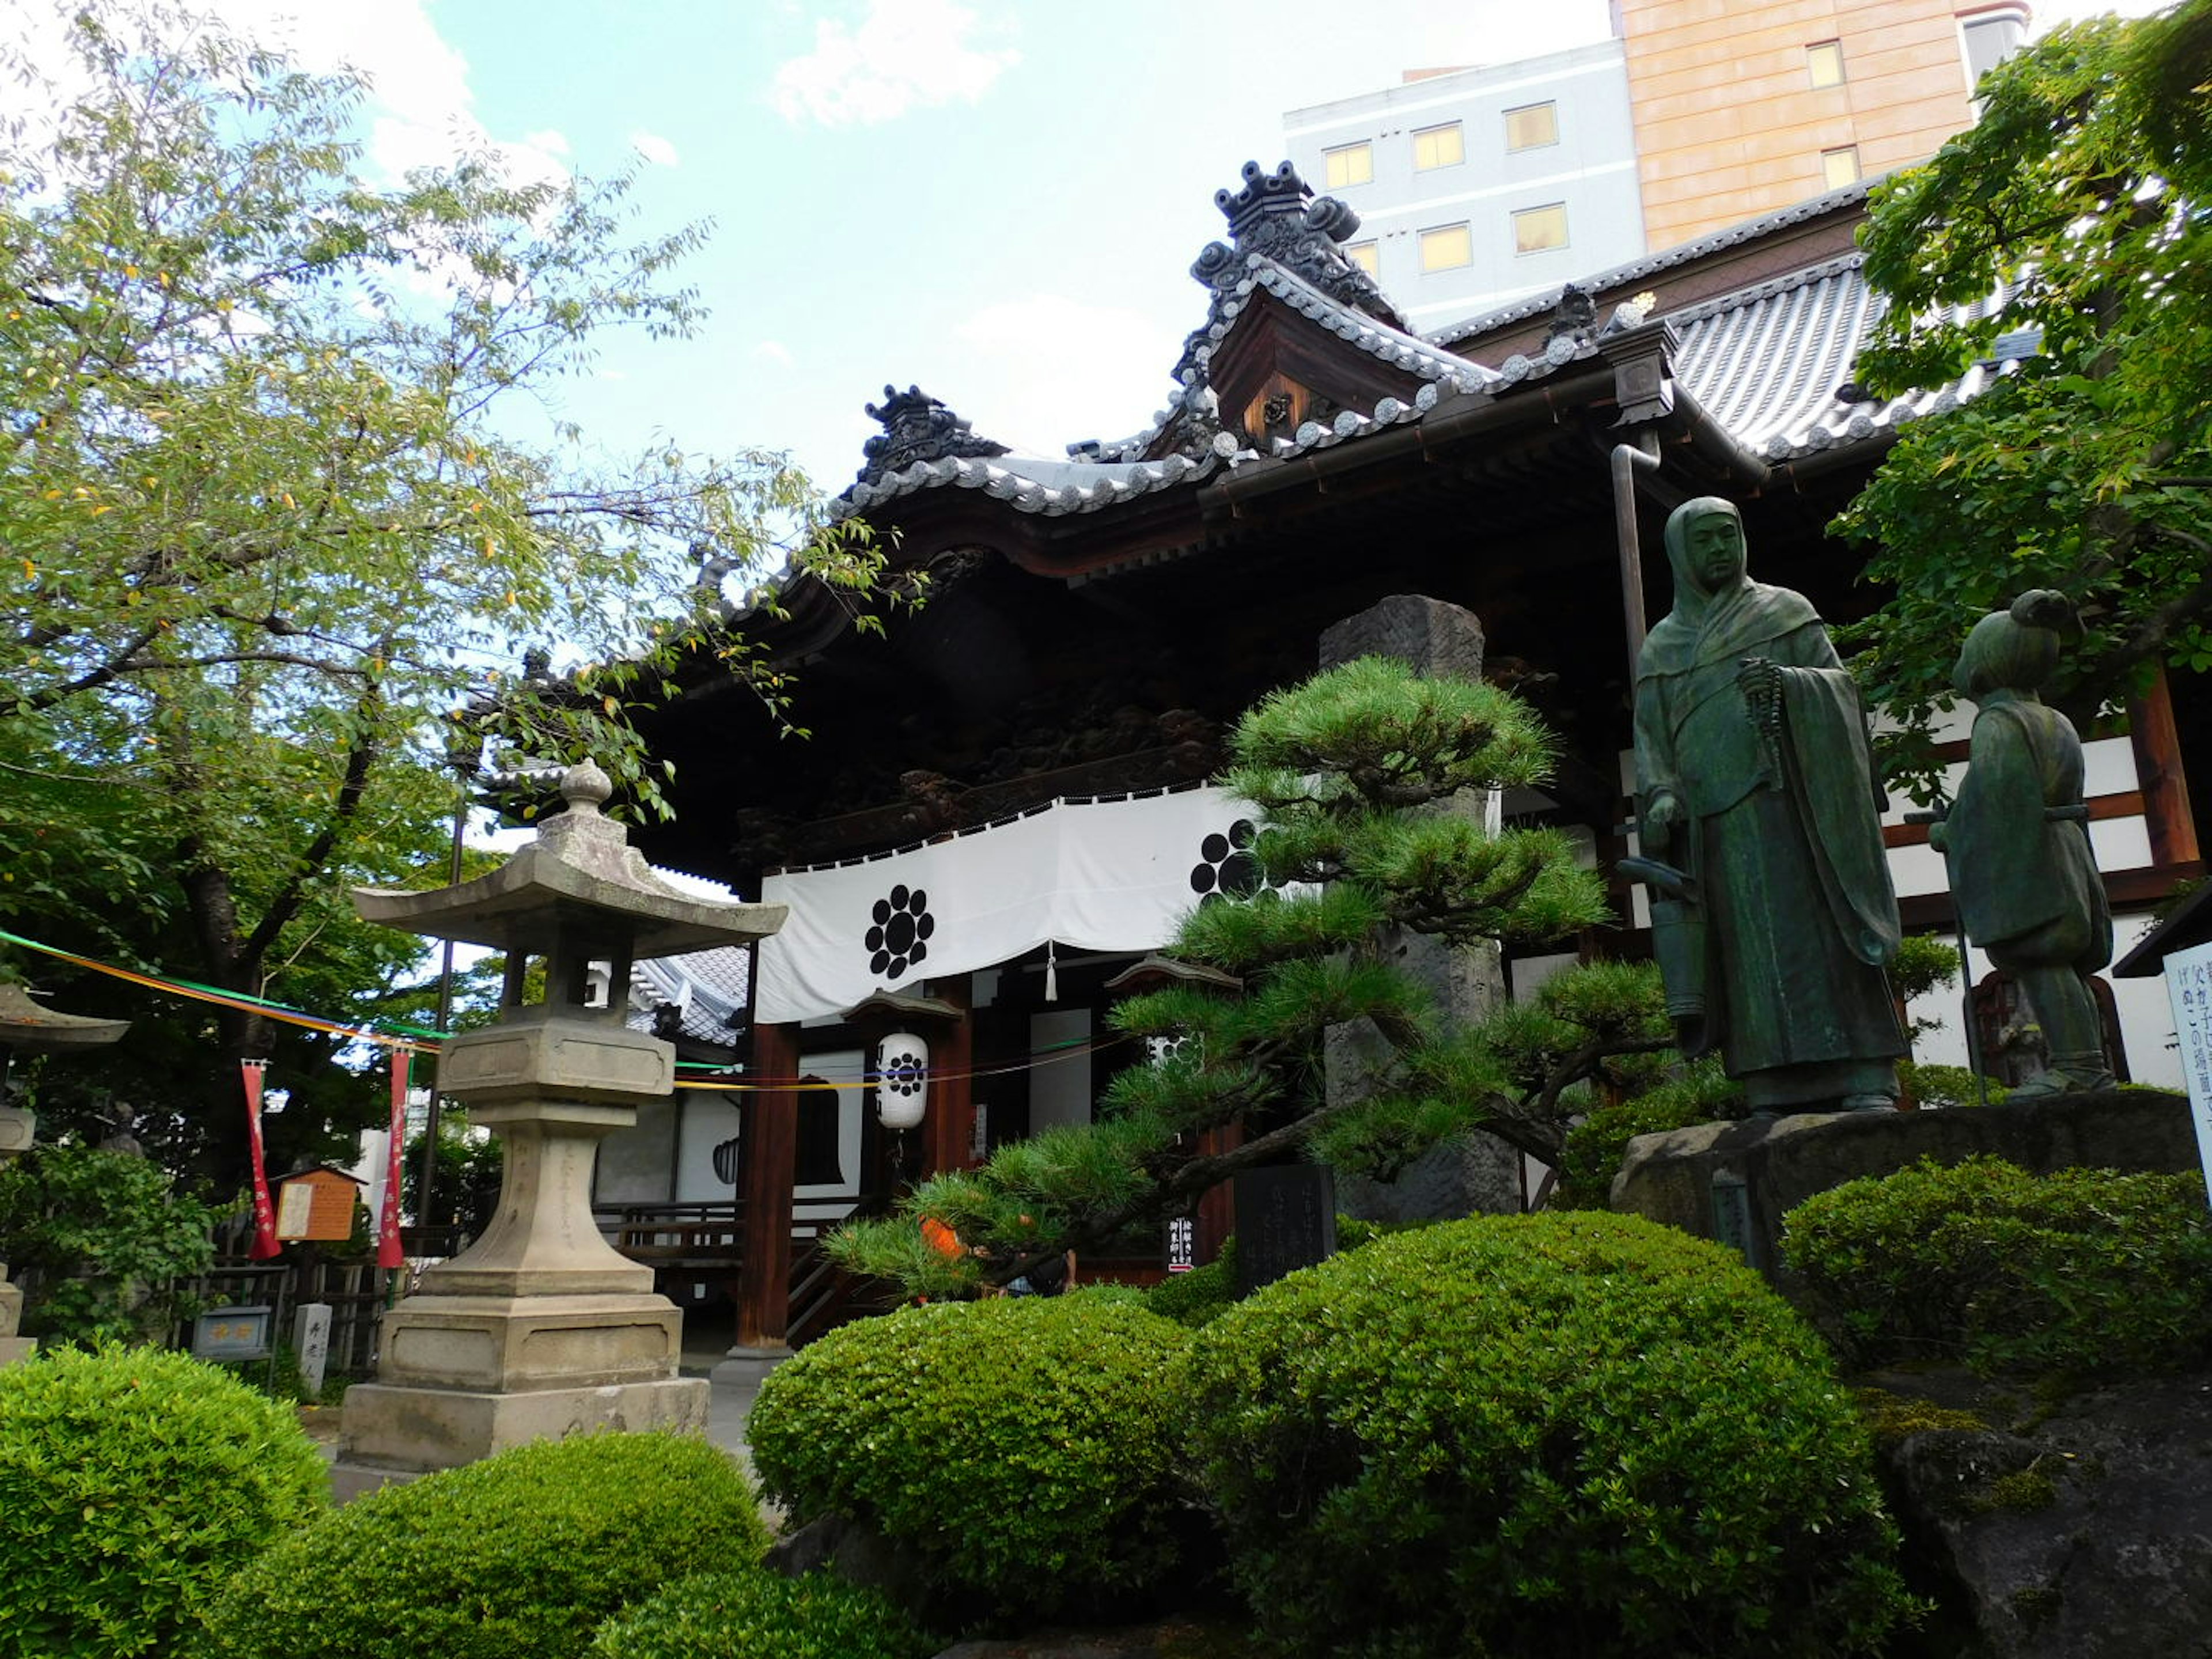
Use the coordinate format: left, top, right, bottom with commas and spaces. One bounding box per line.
1633, 496, 1906, 1113
1928, 590, 2115, 1096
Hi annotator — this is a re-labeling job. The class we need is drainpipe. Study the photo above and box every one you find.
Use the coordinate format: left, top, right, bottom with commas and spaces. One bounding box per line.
1611, 433, 1662, 683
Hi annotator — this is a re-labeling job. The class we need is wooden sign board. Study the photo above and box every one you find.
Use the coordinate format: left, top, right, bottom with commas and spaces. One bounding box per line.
275, 1168, 361, 1242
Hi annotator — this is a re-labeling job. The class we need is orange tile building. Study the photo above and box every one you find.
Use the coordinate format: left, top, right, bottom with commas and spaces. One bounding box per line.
1619, 0, 2028, 248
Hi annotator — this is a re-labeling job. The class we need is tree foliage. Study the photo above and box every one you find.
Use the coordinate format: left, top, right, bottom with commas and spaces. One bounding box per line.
831, 657, 1684, 1299
1838, 3, 2212, 793
0, 3, 895, 1185
0, 1142, 224, 1344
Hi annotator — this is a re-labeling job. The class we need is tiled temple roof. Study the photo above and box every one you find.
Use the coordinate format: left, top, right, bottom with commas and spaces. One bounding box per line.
827, 170, 2026, 520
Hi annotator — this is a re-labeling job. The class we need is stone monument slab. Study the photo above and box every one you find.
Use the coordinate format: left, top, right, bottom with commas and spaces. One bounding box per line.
1234, 1164, 1336, 1294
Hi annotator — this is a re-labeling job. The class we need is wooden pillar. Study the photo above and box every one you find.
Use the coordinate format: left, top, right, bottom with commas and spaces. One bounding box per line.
1194, 1121, 1241, 1266
2129, 666, 2200, 868
733, 1020, 799, 1352
922, 979, 975, 1177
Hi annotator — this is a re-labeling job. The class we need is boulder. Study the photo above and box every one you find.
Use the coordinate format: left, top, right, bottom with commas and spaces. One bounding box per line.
1868, 1367, 2212, 1659
1608, 1088, 2194, 1282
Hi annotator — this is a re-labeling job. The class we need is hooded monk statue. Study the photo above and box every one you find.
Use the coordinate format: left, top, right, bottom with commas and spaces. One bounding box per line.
1632, 496, 1906, 1113
1927, 590, 2115, 1095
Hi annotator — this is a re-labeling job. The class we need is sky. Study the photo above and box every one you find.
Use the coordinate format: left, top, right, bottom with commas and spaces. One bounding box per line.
5, 0, 2181, 508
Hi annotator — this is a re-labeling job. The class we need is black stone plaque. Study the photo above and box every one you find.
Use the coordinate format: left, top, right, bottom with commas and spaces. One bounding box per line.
1234, 1165, 1336, 1294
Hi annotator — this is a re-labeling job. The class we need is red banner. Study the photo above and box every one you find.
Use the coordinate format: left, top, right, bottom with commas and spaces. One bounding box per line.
378, 1053, 409, 1269
240, 1059, 281, 1260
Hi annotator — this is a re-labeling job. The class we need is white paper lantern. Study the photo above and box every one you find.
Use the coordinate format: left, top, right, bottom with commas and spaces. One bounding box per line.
876, 1031, 929, 1130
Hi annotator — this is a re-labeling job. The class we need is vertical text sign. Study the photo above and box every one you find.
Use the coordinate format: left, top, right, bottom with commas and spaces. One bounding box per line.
293, 1302, 333, 1400
2166, 939, 2212, 1207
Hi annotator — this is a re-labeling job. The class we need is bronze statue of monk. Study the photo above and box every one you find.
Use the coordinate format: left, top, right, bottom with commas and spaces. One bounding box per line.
1633, 497, 1906, 1112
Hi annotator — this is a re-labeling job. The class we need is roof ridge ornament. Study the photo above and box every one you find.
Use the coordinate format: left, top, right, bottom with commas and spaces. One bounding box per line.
1194, 161, 1404, 320
857, 384, 1009, 486
1177, 160, 1410, 387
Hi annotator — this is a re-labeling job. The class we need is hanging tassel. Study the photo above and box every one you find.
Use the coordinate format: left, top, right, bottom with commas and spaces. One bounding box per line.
1044, 941, 1058, 1003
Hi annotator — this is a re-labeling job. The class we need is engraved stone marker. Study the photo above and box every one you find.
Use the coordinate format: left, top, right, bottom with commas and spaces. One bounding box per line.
1234, 1165, 1336, 1294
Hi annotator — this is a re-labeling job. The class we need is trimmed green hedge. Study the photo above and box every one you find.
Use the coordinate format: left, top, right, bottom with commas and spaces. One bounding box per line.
0, 1343, 328, 1658
1556, 1063, 1742, 1209
747, 1295, 1191, 1622
1180, 1211, 1915, 1658
1782, 1155, 2212, 1377
202, 1431, 768, 1659
587, 1569, 937, 1659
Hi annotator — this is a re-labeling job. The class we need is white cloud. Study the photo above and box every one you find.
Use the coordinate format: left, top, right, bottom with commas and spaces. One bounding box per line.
754, 340, 795, 366
771, 0, 1018, 127
630, 130, 680, 167
949, 295, 1174, 455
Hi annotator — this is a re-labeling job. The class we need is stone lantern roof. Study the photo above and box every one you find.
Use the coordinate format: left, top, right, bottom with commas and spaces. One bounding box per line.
351, 761, 785, 960
0, 982, 130, 1052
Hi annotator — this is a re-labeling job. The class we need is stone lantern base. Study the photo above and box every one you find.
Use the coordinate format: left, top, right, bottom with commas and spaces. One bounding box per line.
331, 1046, 709, 1499
333, 1291, 709, 1499
0, 1107, 35, 1366
0, 1281, 35, 1368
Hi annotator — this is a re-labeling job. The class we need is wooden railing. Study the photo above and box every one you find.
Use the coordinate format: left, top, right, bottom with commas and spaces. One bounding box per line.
593, 1198, 888, 1349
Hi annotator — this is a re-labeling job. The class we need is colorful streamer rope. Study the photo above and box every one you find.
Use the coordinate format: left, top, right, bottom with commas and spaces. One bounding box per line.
0, 925, 1141, 1092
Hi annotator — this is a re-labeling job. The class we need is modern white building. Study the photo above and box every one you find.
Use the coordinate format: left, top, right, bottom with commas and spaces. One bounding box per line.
1282, 42, 1647, 328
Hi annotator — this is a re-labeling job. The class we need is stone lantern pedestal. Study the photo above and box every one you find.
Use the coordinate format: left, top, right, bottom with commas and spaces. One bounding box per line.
334, 764, 785, 1495
0, 1105, 35, 1366
0, 983, 131, 1366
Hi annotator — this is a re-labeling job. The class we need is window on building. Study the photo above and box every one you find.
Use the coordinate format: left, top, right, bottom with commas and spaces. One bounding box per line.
1511, 203, 1569, 256
1346, 240, 1381, 277
1822, 145, 1861, 190
1504, 101, 1558, 152
1419, 223, 1474, 272
1324, 141, 1373, 189
1960, 9, 2028, 90
1806, 40, 1845, 88
1413, 122, 1464, 171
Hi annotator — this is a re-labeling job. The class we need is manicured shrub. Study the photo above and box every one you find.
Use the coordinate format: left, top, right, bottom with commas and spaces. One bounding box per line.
1181, 1211, 1915, 1659
1782, 1155, 2212, 1377
1144, 1238, 1239, 1327
1145, 1217, 1393, 1328
1556, 1062, 1743, 1209
587, 1569, 937, 1659
0, 1143, 224, 1346
1895, 1061, 2008, 1109
0, 1343, 328, 1658
747, 1295, 1191, 1622
202, 1431, 768, 1659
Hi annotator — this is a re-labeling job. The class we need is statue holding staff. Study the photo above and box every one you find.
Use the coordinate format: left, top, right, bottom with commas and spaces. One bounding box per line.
1927, 590, 2115, 1096
1631, 497, 1906, 1112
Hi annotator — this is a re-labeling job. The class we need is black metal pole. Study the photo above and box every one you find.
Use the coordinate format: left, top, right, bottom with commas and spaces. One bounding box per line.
416, 764, 471, 1234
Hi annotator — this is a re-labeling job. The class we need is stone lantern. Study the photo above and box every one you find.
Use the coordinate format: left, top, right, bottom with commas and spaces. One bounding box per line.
334, 762, 785, 1492
0, 982, 131, 1364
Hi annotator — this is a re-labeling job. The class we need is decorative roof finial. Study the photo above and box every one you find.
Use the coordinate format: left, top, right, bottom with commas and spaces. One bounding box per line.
856, 384, 1009, 486
560, 760, 613, 815
1177, 159, 1408, 385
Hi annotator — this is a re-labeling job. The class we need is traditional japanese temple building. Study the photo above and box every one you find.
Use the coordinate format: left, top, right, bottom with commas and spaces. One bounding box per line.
607, 161, 2205, 1349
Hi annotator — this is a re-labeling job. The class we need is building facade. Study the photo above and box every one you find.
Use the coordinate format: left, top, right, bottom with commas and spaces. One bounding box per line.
1281, 0, 2031, 325
1282, 43, 1647, 328
1620, 0, 2029, 249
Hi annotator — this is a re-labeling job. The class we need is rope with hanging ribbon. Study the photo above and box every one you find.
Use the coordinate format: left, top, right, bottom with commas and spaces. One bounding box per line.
0, 925, 1142, 1090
